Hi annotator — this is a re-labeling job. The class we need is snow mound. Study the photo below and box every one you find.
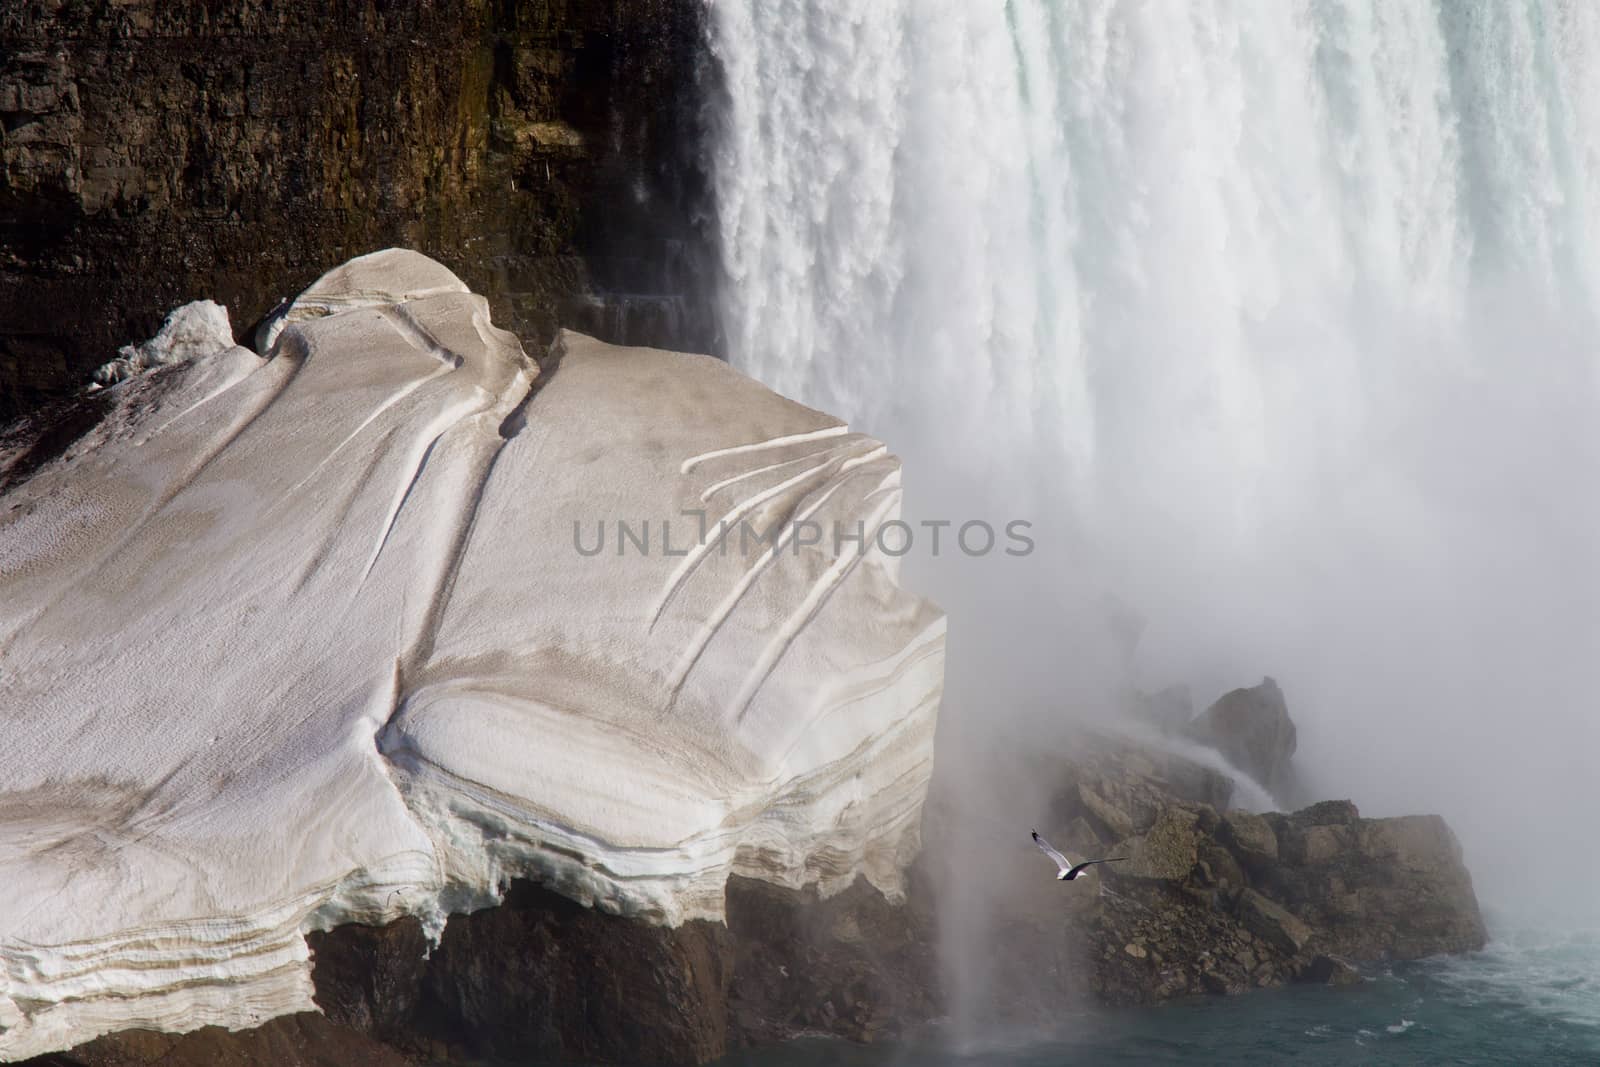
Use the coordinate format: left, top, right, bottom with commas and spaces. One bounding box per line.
0, 250, 944, 1060
92, 299, 237, 385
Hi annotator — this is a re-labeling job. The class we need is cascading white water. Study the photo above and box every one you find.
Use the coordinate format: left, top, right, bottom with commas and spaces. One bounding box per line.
706, 0, 1600, 917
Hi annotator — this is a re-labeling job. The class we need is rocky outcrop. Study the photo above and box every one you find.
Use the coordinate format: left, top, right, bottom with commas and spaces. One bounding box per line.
1018, 730, 1485, 1010
1186, 677, 1298, 796
0, 0, 710, 422
1234, 888, 1312, 956
26, 876, 940, 1067
1047, 735, 1234, 844
1218, 809, 1279, 872
1091, 791, 1484, 1005
1258, 804, 1487, 960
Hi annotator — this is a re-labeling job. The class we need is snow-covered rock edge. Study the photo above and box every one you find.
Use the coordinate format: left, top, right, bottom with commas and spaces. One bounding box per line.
0, 250, 945, 1060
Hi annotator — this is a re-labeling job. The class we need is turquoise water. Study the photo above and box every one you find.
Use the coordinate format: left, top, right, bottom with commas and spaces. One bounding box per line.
712, 926, 1600, 1067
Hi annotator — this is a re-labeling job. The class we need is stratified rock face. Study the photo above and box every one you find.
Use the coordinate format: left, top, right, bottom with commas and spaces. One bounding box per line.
0, 0, 709, 422
0, 250, 944, 1061
1186, 677, 1298, 796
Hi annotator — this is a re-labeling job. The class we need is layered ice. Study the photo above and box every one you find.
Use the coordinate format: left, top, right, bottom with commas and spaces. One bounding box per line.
0, 250, 945, 1060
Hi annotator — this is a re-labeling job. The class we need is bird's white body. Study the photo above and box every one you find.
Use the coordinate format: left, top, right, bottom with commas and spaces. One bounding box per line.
1032, 829, 1126, 883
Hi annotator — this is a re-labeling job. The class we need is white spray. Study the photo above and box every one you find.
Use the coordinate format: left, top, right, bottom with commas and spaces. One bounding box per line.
707, 0, 1600, 930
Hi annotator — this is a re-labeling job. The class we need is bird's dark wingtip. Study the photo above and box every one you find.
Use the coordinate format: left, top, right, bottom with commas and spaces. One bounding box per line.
1031, 829, 1040, 840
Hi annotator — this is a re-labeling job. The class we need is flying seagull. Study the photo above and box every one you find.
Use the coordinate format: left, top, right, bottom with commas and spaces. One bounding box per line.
1032, 829, 1126, 881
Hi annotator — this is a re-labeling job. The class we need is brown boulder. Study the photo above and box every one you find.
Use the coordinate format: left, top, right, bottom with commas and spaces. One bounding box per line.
1292, 799, 1360, 826
1254, 807, 1486, 960
1109, 808, 1203, 882
1187, 678, 1297, 795
1198, 839, 1247, 891
1300, 954, 1362, 987
1219, 809, 1279, 871
1235, 889, 1312, 956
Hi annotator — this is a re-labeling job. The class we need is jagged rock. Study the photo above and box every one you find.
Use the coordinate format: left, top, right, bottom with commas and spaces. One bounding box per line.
1300, 954, 1362, 987
1200, 968, 1246, 995
1235, 889, 1312, 956
1187, 802, 1222, 836
1050, 734, 1235, 844
1151, 755, 1235, 813
1299, 824, 1353, 864
1198, 840, 1246, 891
412, 882, 733, 1064
1034, 727, 1481, 1015
1110, 808, 1203, 882
1337, 816, 1486, 957
1078, 781, 1137, 840
1187, 677, 1297, 794
305, 919, 430, 1042
1292, 799, 1360, 826
1219, 809, 1279, 871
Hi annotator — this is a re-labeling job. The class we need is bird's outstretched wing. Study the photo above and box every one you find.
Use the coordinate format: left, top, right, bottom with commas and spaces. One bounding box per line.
1032, 829, 1071, 874
1065, 857, 1127, 880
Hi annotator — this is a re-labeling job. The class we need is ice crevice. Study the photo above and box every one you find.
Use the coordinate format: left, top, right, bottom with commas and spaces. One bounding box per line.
0, 250, 945, 1060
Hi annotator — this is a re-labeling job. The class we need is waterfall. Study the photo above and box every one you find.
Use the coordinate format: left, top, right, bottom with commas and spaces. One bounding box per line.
706, 0, 1600, 916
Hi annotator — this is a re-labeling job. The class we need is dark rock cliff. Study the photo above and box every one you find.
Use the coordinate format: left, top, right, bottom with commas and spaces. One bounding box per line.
0, 0, 711, 422
24, 877, 940, 1067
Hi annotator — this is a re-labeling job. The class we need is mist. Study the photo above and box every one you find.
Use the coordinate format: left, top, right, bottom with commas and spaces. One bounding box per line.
707, 0, 1600, 982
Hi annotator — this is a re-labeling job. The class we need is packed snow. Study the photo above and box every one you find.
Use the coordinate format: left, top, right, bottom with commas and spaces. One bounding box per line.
0, 250, 945, 1060
91, 299, 238, 385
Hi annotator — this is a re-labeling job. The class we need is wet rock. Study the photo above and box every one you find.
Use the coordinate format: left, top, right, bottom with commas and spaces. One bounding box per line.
1292, 799, 1361, 826
417, 881, 732, 1065
1235, 888, 1312, 956
1300, 954, 1363, 987
306, 918, 430, 1042
1052, 737, 1235, 842
1200, 968, 1245, 995
1198, 839, 1247, 891
1110, 807, 1203, 882
1300, 823, 1353, 864
1318, 813, 1487, 959
1219, 809, 1279, 871
1078, 781, 1137, 840
1187, 677, 1297, 795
